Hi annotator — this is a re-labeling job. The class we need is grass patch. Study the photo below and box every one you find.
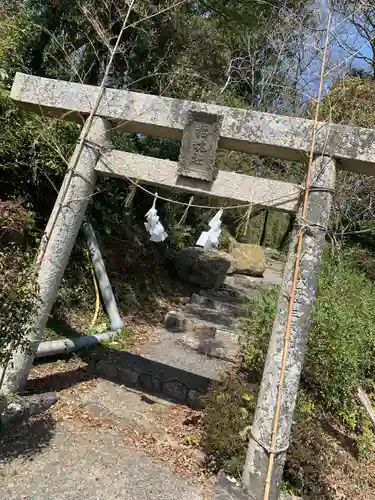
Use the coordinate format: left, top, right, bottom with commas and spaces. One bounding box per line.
97, 327, 135, 351
200, 375, 258, 477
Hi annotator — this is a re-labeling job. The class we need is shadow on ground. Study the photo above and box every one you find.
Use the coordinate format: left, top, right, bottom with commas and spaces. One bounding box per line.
0, 413, 56, 463
28, 344, 214, 408
45, 317, 82, 340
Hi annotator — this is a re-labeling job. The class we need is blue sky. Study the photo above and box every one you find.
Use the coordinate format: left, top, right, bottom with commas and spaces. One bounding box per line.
298, 2, 373, 102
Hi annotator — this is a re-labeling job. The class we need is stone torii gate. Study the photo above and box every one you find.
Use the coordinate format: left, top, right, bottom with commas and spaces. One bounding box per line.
4, 72, 375, 499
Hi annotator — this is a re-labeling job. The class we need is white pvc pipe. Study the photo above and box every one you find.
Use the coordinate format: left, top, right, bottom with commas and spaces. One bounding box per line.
82, 222, 124, 331
35, 222, 125, 360
35, 331, 119, 359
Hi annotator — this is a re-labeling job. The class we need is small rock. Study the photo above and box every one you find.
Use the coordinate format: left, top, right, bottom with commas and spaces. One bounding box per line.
187, 390, 204, 409
5, 401, 24, 414
1, 402, 27, 426
165, 311, 188, 332
191, 448, 206, 464
212, 470, 248, 500
0, 392, 58, 427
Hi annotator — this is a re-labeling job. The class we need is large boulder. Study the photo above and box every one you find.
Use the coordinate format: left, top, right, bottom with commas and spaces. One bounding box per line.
228, 242, 266, 277
175, 246, 233, 289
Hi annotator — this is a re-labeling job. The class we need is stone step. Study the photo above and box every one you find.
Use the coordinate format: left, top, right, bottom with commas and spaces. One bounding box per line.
165, 310, 237, 335
140, 328, 236, 404
185, 313, 237, 335
191, 293, 246, 317
199, 288, 247, 303
176, 329, 241, 363
92, 328, 234, 407
266, 257, 286, 274
224, 273, 282, 297
185, 303, 237, 327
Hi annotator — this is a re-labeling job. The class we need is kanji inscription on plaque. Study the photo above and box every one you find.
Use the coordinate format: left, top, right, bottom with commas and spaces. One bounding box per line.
178, 110, 223, 181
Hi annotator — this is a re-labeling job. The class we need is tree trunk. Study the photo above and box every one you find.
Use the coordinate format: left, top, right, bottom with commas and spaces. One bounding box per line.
259, 210, 269, 246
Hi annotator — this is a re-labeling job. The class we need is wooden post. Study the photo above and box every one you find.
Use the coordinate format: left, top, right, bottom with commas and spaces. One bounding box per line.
0, 117, 111, 395
242, 156, 336, 499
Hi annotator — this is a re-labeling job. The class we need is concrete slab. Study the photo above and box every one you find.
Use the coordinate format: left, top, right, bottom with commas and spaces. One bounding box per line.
190, 293, 246, 317
224, 274, 282, 296
89, 328, 233, 406
185, 303, 236, 328
177, 330, 241, 363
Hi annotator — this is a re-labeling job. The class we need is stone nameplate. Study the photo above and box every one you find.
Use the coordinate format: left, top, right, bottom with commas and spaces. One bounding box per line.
178, 110, 223, 182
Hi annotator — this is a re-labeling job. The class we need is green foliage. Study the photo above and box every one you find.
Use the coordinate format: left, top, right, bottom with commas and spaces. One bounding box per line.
0, 7, 40, 83
0, 199, 35, 243
237, 210, 293, 249
318, 76, 375, 239
0, 0, 308, 252
305, 250, 375, 423
0, 87, 79, 220
319, 76, 375, 128
240, 285, 279, 381
200, 375, 257, 476
0, 244, 39, 375
0, 199, 40, 382
240, 247, 375, 444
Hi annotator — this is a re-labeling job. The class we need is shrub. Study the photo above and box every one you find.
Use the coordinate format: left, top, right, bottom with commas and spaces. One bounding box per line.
240, 247, 375, 433
0, 245, 39, 388
240, 285, 279, 382
306, 254, 375, 418
0, 199, 35, 244
200, 375, 257, 477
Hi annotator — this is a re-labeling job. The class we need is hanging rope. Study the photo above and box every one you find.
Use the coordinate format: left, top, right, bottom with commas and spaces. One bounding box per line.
262, 13, 332, 500
124, 179, 139, 207
177, 196, 194, 227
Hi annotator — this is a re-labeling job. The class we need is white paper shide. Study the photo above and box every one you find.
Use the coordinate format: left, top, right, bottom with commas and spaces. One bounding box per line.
144, 194, 168, 242
196, 209, 223, 250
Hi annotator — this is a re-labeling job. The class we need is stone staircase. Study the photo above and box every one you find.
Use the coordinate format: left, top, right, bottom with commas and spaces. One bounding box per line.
164, 272, 283, 368
92, 262, 284, 407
